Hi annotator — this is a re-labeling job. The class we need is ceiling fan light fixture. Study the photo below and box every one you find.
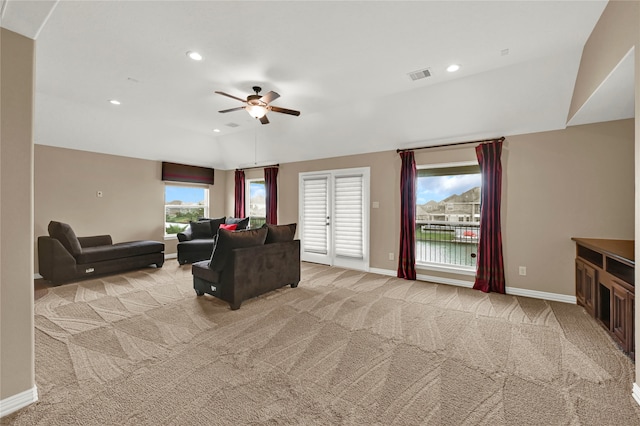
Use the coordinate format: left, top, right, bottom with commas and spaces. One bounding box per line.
186, 51, 203, 61
247, 104, 267, 119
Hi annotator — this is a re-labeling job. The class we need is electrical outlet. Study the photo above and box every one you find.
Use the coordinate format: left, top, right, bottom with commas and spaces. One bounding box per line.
389, 253, 394, 261
519, 266, 527, 276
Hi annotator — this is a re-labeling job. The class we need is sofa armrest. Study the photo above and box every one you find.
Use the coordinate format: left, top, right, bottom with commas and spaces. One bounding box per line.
177, 227, 193, 242
38, 236, 78, 283
78, 235, 113, 248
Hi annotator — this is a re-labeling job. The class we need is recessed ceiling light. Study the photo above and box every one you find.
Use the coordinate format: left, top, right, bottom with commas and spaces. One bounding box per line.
109, 99, 121, 105
446, 64, 460, 73
186, 51, 203, 61
213, 129, 221, 133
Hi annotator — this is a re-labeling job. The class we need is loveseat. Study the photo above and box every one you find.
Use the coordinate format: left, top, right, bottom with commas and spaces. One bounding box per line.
177, 216, 249, 264
192, 223, 300, 310
38, 221, 165, 284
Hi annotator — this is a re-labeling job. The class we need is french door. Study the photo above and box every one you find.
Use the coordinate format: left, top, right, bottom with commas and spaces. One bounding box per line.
299, 167, 369, 271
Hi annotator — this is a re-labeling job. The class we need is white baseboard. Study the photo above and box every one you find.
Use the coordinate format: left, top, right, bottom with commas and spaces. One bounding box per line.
506, 286, 576, 304
0, 385, 38, 418
33, 273, 43, 280
368, 267, 397, 277
368, 267, 575, 304
633, 383, 640, 406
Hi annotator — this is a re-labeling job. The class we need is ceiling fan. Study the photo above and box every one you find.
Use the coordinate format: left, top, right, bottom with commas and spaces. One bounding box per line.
215, 86, 301, 125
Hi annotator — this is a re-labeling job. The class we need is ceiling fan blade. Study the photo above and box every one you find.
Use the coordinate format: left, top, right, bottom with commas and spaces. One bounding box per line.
215, 91, 247, 103
270, 106, 301, 116
260, 91, 280, 104
219, 106, 246, 113
259, 115, 270, 125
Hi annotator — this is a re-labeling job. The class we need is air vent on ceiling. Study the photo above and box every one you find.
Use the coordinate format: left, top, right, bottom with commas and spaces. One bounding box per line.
408, 68, 432, 81
225, 122, 240, 128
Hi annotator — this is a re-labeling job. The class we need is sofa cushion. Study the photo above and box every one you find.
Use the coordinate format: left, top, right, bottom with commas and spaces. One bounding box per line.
192, 260, 220, 283
205, 217, 226, 234
189, 220, 213, 239
219, 223, 237, 231
178, 238, 216, 251
77, 240, 164, 264
48, 221, 83, 257
209, 227, 267, 271
225, 217, 249, 230
264, 223, 297, 244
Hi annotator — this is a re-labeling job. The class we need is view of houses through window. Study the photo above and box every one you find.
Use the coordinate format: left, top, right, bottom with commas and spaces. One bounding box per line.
247, 179, 266, 228
416, 165, 481, 269
164, 184, 208, 236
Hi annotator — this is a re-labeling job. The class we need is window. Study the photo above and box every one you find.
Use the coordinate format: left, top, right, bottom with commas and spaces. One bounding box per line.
246, 179, 266, 228
416, 163, 481, 270
164, 184, 208, 236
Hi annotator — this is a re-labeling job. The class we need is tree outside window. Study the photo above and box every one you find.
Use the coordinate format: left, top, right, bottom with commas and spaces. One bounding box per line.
164, 184, 208, 236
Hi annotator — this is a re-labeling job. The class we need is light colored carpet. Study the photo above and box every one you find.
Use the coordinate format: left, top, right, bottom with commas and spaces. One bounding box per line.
3, 261, 640, 425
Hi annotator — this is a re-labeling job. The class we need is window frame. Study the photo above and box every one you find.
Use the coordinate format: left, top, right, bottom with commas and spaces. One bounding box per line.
415, 161, 480, 275
164, 182, 210, 239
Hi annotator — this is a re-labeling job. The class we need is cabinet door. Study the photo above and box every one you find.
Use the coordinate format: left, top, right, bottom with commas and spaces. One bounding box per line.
575, 260, 585, 306
627, 291, 635, 358
582, 262, 597, 316
611, 282, 629, 349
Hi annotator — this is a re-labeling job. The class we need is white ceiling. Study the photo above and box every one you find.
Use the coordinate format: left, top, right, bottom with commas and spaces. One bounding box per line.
2, 0, 632, 171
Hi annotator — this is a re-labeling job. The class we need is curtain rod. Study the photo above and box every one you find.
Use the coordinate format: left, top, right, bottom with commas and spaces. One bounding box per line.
396, 136, 505, 153
236, 163, 279, 171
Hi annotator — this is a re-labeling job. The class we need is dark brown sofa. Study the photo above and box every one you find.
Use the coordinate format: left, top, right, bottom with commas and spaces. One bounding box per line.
192, 223, 300, 310
177, 216, 249, 264
38, 221, 164, 284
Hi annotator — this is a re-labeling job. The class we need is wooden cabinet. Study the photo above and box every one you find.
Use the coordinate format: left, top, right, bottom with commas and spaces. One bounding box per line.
572, 238, 635, 359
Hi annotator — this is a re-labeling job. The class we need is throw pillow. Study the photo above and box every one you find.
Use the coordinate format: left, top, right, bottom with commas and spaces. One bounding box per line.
209, 227, 267, 271
219, 223, 237, 231
189, 220, 213, 239
225, 217, 250, 230
48, 220, 83, 257
207, 217, 226, 234
264, 223, 297, 244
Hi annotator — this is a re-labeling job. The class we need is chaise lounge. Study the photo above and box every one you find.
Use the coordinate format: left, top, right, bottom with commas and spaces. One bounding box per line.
38, 221, 165, 284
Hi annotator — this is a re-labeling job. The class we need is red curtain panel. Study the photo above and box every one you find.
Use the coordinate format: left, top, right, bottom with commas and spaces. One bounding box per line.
398, 151, 416, 280
264, 167, 278, 225
234, 169, 245, 218
473, 140, 506, 293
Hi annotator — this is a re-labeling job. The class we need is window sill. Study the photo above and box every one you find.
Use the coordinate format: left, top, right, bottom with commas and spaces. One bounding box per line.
164, 235, 178, 241
415, 262, 476, 276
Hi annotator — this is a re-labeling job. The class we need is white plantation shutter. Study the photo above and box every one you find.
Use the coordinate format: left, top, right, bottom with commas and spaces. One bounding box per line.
302, 177, 328, 254
334, 174, 363, 258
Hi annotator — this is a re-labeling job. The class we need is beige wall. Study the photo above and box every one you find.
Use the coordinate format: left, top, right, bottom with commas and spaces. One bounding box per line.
636, 0, 640, 390
1, 28, 36, 401
636, 0, 640, 391
276, 119, 634, 297
34, 145, 227, 271
570, 0, 640, 397
505, 120, 634, 294
568, 0, 639, 121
